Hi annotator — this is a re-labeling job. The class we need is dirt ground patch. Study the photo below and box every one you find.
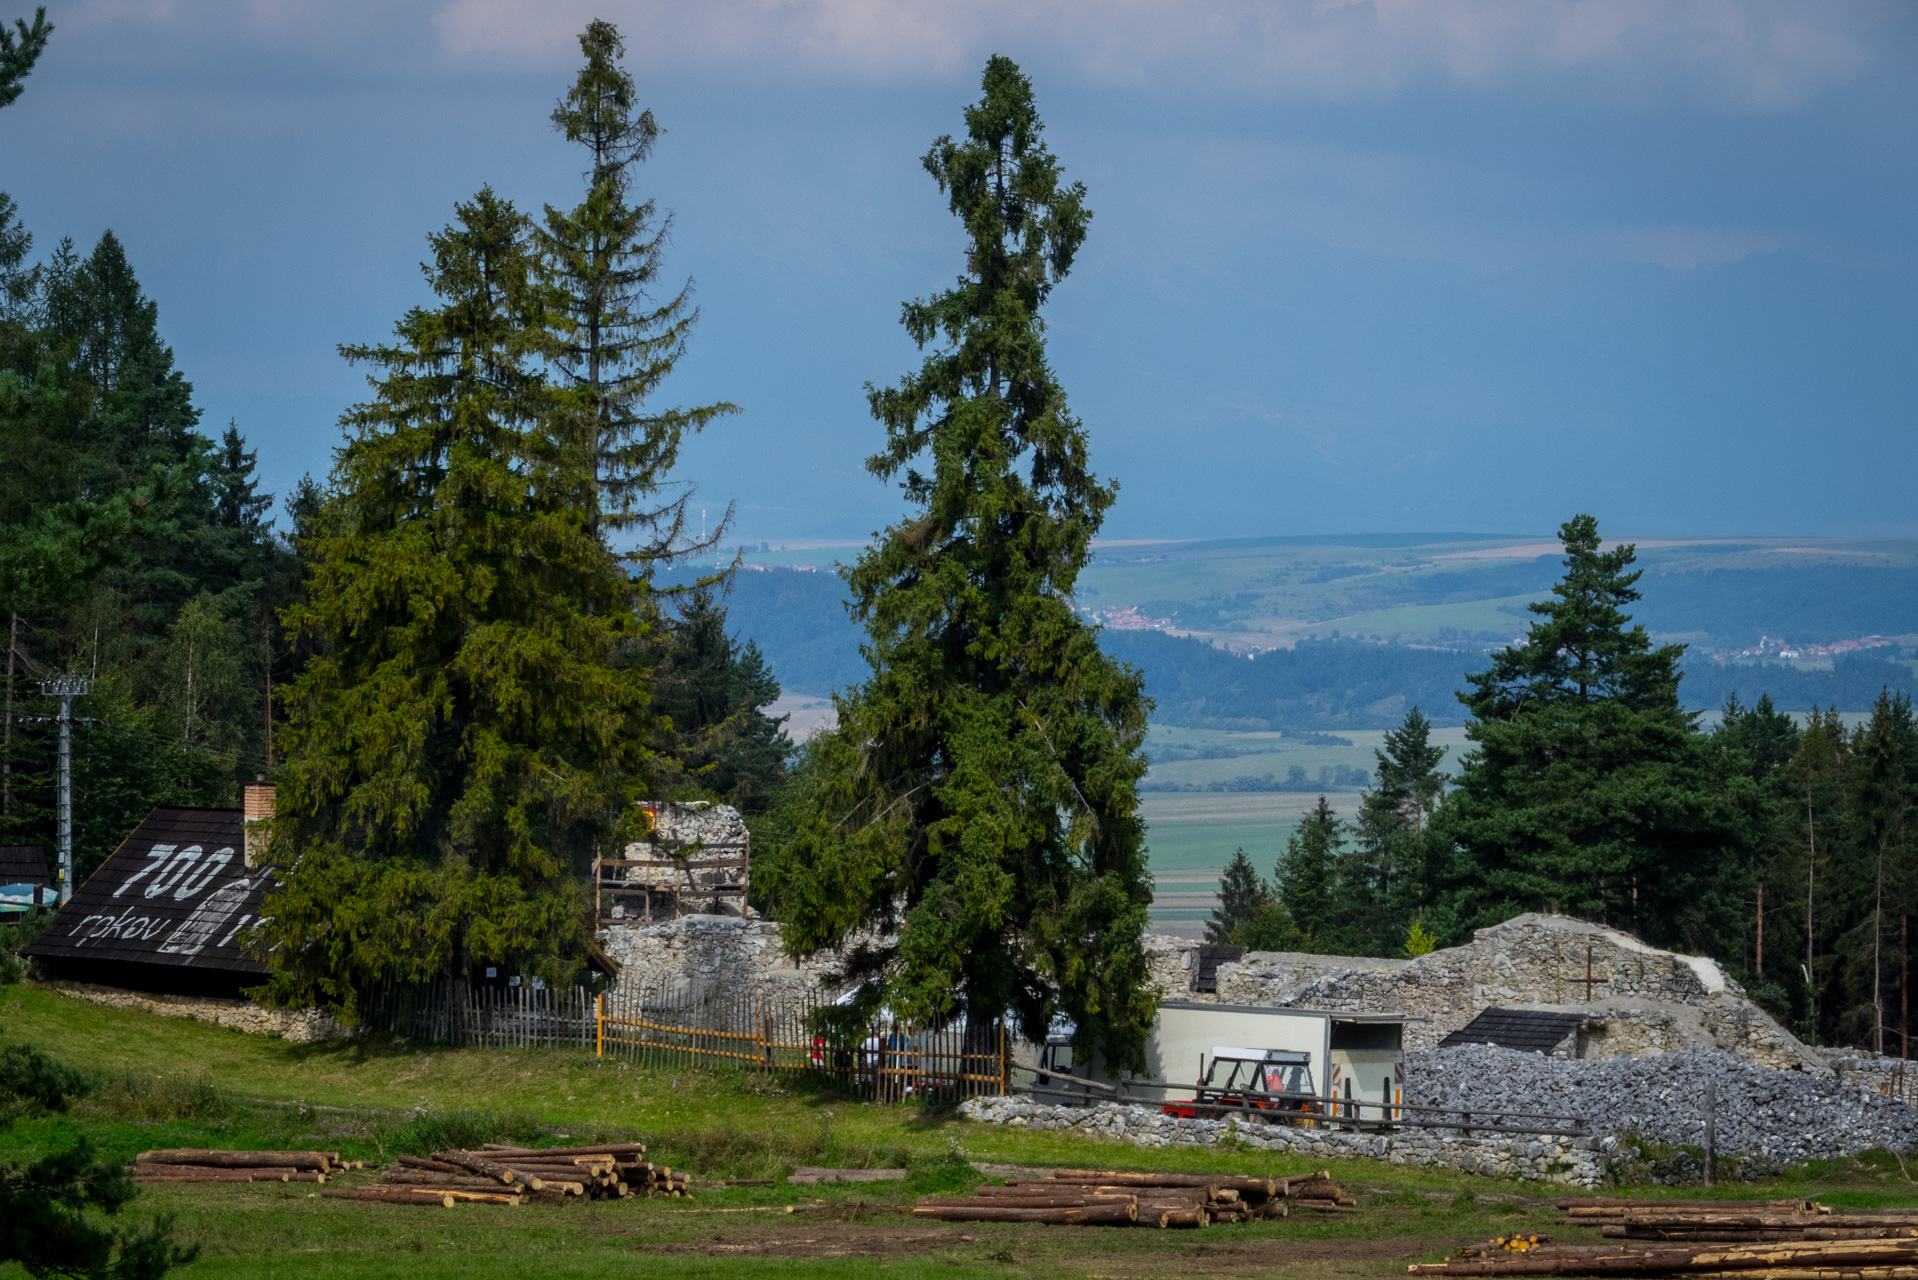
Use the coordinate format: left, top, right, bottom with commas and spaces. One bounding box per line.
631, 1216, 1448, 1277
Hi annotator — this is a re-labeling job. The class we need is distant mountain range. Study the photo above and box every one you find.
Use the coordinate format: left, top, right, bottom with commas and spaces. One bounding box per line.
678, 554, 1918, 726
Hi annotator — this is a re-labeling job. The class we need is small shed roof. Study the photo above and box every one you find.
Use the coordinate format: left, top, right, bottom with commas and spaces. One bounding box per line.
0, 845, 49, 886
1438, 1007, 1588, 1054
23, 807, 274, 975
1194, 943, 1245, 993
0, 845, 50, 910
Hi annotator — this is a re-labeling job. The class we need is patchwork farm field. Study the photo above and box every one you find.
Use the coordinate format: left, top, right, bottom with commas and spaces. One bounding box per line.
6, 985, 1918, 1279
1138, 726, 1471, 934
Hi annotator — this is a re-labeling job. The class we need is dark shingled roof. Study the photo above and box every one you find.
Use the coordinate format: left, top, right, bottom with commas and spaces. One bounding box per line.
1195, 943, 1246, 994
1438, 1007, 1588, 1054
0, 845, 50, 909
0, 845, 49, 886
23, 807, 274, 975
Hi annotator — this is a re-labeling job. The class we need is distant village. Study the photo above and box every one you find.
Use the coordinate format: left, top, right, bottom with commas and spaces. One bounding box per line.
1706, 634, 1898, 663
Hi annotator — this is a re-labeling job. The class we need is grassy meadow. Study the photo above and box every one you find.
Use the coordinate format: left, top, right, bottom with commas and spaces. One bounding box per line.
8, 984, 1918, 1279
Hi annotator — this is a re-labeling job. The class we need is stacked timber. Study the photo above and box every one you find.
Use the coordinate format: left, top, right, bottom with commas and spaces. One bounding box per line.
331, 1143, 683, 1208
134, 1149, 350, 1183
1560, 1199, 1832, 1221
482, 1143, 691, 1198
1588, 1211, 1918, 1245
1409, 1238, 1918, 1276
1548, 1197, 1918, 1245
914, 1166, 1345, 1229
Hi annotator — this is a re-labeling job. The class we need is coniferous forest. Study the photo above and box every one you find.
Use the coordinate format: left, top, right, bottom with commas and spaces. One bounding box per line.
1205, 518, 1918, 1052
1, 15, 1913, 1064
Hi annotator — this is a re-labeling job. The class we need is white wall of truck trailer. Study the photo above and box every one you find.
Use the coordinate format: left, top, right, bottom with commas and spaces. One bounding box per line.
1088, 1001, 1410, 1115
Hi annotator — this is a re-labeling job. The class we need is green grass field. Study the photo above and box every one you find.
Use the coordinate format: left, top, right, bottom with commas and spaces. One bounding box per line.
7, 983, 1918, 1279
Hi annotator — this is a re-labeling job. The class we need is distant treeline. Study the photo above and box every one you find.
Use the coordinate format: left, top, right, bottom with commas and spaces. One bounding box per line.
1635, 567, 1918, 646
1678, 655, 1918, 714
1100, 631, 1474, 730
703, 567, 1918, 725
665, 566, 868, 696
1139, 763, 1373, 793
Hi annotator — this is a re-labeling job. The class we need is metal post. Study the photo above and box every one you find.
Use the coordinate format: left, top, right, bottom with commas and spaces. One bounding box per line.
40, 674, 91, 905
1703, 1079, 1717, 1187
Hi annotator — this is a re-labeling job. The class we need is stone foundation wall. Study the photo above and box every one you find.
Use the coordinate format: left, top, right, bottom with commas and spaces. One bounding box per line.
1143, 934, 1199, 998
598, 916, 812, 995
958, 1095, 1611, 1187
595, 915, 882, 998
45, 980, 346, 1043
1819, 1050, 1918, 1106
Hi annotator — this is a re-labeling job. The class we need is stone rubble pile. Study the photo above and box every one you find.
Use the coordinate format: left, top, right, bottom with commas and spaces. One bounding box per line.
1408, 1044, 1918, 1165
1206, 915, 1826, 1073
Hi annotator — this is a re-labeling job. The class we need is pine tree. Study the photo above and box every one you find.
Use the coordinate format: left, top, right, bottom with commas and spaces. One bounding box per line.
538, 20, 737, 553
1207, 846, 1271, 945
0, 7, 50, 109
656, 585, 792, 813
1720, 693, 1800, 789
1713, 693, 1798, 1012
1277, 796, 1343, 951
756, 57, 1157, 1071
1346, 706, 1450, 953
1439, 515, 1761, 950
1775, 708, 1848, 1040
1373, 706, 1449, 838
1835, 691, 1915, 1050
261, 189, 659, 1008
0, 1037, 196, 1280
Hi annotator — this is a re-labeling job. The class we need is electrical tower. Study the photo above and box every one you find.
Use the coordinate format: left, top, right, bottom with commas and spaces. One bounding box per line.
40, 674, 91, 905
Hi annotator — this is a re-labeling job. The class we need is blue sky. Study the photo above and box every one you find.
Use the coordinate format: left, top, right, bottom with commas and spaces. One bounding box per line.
4, 0, 1914, 543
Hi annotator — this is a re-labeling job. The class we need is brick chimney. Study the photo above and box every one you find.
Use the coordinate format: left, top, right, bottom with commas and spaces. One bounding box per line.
243, 779, 275, 867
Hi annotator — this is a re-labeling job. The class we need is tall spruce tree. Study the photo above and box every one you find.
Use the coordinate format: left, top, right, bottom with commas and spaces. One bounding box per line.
1207, 846, 1271, 945
655, 585, 792, 814
1278, 796, 1343, 951
1344, 706, 1450, 952
261, 190, 658, 1008
1439, 515, 1760, 950
1713, 693, 1798, 1008
1835, 691, 1915, 1050
757, 57, 1157, 1071
539, 20, 736, 554
1777, 707, 1848, 1039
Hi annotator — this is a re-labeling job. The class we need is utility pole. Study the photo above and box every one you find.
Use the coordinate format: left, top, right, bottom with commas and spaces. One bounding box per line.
41, 674, 91, 905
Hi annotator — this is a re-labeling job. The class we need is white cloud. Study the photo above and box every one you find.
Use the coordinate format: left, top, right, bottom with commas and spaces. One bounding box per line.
432, 0, 1893, 109
1610, 225, 1784, 271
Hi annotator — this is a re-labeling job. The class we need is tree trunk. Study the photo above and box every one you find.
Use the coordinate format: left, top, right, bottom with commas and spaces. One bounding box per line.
2, 611, 15, 816
1808, 792, 1817, 1036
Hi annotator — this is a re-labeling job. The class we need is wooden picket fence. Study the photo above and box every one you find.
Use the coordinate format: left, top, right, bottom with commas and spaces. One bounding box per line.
595, 977, 1010, 1103
352, 976, 1011, 1103
357, 979, 597, 1049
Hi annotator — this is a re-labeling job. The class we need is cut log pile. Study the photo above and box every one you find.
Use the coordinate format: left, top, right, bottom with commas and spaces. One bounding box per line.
1557, 1197, 1918, 1244
322, 1143, 691, 1208
913, 1167, 1354, 1229
1412, 1197, 1918, 1276
133, 1149, 359, 1183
